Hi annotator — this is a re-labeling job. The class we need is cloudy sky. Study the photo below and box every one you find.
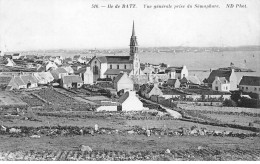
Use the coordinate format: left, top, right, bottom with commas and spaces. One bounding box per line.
1, 0, 260, 51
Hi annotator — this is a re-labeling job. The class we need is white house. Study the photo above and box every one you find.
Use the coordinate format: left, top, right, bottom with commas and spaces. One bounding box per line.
118, 91, 143, 111
50, 67, 68, 80
239, 76, 260, 95
208, 69, 237, 90
113, 72, 134, 92
54, 57, 62, 65
33, 72, 54, 85
212, 76, 230, 92
5, 58, 16, 67
75, 66, 94, 85
20, 74, 38, 88
165, 65, 188, 79
12, 53, 21, 60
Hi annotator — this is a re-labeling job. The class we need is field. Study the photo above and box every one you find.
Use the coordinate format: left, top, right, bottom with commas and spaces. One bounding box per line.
0, 92, 27, 107
1, 85, 260, 160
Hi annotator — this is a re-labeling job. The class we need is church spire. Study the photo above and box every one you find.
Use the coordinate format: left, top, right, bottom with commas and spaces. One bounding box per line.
132, 21, 135, 36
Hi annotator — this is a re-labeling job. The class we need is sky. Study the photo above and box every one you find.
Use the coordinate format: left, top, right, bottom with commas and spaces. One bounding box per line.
1, 0, 260, 51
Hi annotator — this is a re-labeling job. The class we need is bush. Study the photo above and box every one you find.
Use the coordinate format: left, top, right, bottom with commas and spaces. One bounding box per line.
223, 99, 237, 107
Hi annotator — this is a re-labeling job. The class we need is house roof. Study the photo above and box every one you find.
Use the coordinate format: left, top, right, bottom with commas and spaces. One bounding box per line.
74, 66, 91, 74
62, 75, 83, 84
207, 70, 232, 84
14, 76, 26, 86
114, 73, 124, 83
239, 76, 260, 86
148, 84, 162, 95
118, 91, 130, 104
181, 76, 201, 85
167, 79, 179, 85
34, 72, 54, 83
104, 69, 132, 75
218, 77, 229, 84
21, 74, 38, 84
142, 67, 154, 74
165, 66, 183, 73
56, 67, 68, 73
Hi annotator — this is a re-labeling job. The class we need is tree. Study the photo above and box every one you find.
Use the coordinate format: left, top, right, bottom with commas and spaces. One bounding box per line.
223, 99, 237, 107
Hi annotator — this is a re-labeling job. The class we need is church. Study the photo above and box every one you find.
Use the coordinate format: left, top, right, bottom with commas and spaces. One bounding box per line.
89, 21, 143, 82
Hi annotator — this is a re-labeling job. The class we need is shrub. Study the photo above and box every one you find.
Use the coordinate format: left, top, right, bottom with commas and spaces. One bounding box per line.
223, 99, 237, 107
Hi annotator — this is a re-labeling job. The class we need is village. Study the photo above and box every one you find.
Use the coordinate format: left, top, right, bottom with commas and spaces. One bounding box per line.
0, 22, 260, 161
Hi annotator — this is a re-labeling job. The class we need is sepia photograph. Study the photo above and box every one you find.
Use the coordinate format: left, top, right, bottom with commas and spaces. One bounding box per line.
0, 0, 260, 161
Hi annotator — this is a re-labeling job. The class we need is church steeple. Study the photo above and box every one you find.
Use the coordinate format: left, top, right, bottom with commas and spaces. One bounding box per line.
130, 21, 138, 57
129, 21, 141, 75
132, 21, 135, 36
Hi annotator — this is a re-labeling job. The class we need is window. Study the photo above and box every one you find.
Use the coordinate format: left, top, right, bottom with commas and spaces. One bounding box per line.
124, 65, 127, 69
242, 87, 244, 90
117, 65, 119, 69
110, 64, 112, 69
95, 61, 97, 64
246, 87, 248, 90
255, 88, 257, 91
215, 87, 218, 91
183, 74, 185, 77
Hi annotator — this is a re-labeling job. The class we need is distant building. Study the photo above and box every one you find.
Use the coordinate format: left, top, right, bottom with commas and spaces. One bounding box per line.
75, 66, 94, 85
5, 58, 16, 67
118, 91, 143, 111
181, 75, 201, 88
12, 53, 21, 60
145, 83, 163, 98
239, 76, 260, 95
207, 69, 237, 90
50, 67, 68, 81
165, 65, 188, 79
20, 74, 38, 88
0, 74, 38, 90
212, 76, 230, 92
61, 65, 74, 74
60, 75, 83, 89
113, 72, 134, 92
33, 72, 54, 85
54, 57, 62, 65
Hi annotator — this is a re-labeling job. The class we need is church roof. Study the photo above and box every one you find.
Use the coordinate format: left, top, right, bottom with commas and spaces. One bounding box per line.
104, 69, 132, 75
106, 56, 132, 64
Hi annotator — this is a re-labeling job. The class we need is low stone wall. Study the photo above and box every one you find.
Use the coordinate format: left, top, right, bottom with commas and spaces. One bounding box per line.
178, 104, 260, 114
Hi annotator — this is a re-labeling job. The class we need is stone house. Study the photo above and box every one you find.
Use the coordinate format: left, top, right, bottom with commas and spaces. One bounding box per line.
60, 75, 83, 89
239, 76, 260, 95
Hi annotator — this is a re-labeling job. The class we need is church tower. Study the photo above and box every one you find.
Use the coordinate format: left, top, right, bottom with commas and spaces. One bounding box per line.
129, 21, 141, 75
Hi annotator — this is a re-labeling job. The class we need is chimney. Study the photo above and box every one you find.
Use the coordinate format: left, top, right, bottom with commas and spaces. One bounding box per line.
128, 90, 136, 97
231, 68, 234, 74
